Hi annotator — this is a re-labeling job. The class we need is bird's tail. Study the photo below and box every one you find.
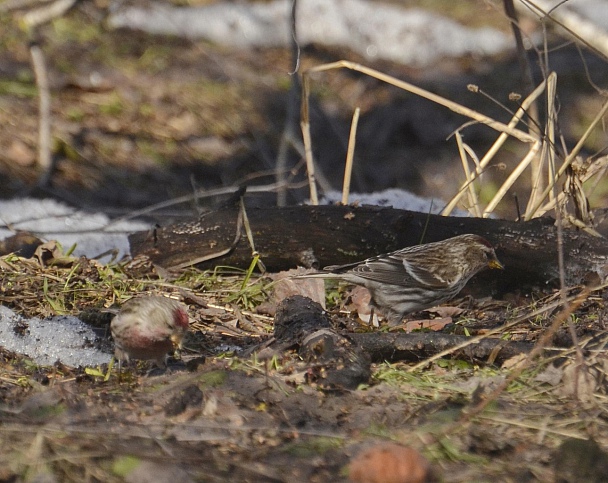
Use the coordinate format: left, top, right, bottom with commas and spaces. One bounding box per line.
290, 271, 343, 280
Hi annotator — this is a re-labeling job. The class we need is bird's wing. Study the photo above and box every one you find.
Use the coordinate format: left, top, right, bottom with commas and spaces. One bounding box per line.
399, 257, 452, 288
345, 253, 451, 288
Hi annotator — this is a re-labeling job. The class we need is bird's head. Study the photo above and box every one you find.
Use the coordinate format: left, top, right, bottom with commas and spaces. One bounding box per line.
458, 234, 503, 275
170, 307, 190, 348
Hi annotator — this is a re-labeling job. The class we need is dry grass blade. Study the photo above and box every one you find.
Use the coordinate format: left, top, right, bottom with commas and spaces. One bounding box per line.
443, 75, 549, 216
527, 98, 608, 219
301, 60, 543, 216
461, 288, 590, 420
305, 61, 537, 142
30, 43, 52, 175
299, 57, 605, 220
341, 107, 360, 205
455, 131, 482, 217
406, 285, 605, 373
300, 75, 319, 205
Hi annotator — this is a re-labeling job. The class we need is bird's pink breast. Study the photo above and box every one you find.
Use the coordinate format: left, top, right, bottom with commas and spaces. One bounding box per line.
119, 325, 174, 359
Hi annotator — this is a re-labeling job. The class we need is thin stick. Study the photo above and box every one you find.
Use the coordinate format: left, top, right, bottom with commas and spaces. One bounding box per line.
305, 61, 538, 143
275, 0, 301, 206
547, 76, 586, 382
455, 132, 481, 217
342, 107, 360, 205
525, 98, 608, 219
546, 74, 558, 210
461, 289, 589, 420
106, 180, 308, 226
483, 141, 541, 216
300, 75, 319, 205
406, 285, 605, 373
442, 75, 550, 216
30, 42, 52, 175
22, 0, 76, 27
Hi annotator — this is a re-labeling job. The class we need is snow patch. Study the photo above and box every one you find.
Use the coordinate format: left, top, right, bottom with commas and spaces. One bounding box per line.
109, 0, 512, 67
0, 305, 112, 367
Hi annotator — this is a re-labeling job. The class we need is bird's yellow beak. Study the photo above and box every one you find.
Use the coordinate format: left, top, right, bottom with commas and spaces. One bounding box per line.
170, 333, 184, 349
488, 259, 504, 270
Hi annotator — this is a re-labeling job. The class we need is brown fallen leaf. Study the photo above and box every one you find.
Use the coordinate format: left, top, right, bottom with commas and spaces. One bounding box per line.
270, 268, 326, 309
349, 286, 379, 326
349, 443, 432, 483
557, 362, 600, 402
423, 306, 464, 318
402, 317, 452, 333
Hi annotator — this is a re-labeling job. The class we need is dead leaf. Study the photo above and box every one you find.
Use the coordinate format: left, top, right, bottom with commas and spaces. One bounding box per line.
7, 139, 36, 166
424, 306, 464, 318
270, 268, 326, 308
403, 317, 452, 333
557, 363, 599, 402
533, 363, 563, 385
349, 443, 432, 483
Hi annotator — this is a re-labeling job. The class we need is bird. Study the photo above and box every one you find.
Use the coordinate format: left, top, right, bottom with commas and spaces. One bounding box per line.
110, 295, 190, 367
301, 234, 503, 324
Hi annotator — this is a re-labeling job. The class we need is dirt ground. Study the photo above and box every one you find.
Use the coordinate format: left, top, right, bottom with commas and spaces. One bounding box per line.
2, 2, 608, 482
1, 253, 608, 483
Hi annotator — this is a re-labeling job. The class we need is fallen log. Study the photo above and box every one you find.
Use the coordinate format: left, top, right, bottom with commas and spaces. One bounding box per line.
261, 295, 535, 369
349, 332, 533, 365
270, 295, 371, 390
129, 204, 608, 294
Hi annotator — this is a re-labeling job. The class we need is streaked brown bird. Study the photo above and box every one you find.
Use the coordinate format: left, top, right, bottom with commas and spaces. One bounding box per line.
110, 295, 190, 366
304, 234, 503, 324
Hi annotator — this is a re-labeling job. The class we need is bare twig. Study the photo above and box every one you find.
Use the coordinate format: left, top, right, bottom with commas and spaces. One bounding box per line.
407, 285, 604, 373
276, 0, 301, 206
300, 75, 319, 205
527, 98, 608, 219
454, 132, 482, 217
105, 180, 308, 227
461, 288, 590, 420
29, 42, 52, 178
341, 107, 360, 205
301, 60, 543, 218
0, 0, 52, 13
22, 0, 77, 27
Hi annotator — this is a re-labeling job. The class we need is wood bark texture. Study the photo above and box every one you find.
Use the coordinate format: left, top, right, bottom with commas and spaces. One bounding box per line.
129, 204, 608, 294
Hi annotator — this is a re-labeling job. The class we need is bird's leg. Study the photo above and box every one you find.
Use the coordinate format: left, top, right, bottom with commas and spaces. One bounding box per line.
116, 358, 124, 383
103, 357, 116, 382
369, 307, 380, 327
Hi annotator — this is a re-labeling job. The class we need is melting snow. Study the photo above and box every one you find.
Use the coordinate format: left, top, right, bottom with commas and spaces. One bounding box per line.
0, 305, 112, 367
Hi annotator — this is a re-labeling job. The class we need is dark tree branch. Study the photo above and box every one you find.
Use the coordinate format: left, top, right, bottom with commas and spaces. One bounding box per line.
129, 204, 608, 295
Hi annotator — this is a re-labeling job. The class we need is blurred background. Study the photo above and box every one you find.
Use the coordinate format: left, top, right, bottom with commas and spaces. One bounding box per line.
1, 0, 607, 221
